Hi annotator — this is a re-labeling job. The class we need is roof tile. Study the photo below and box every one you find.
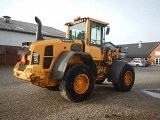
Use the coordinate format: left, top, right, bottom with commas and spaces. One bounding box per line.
119, 42, 160, 58
0, 17, 65, 38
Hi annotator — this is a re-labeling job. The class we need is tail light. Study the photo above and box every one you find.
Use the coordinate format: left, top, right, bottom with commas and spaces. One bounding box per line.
20, 52, 26, 64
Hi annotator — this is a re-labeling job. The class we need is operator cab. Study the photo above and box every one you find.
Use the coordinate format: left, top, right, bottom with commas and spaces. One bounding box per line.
65, 17, 110, 51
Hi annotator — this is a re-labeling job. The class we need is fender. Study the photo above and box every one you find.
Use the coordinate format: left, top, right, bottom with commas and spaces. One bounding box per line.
107, 60, 128, 83
50, 51, 97, 79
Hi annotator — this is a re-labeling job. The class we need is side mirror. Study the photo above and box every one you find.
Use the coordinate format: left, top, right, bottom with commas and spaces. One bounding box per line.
106, 26, 110, 35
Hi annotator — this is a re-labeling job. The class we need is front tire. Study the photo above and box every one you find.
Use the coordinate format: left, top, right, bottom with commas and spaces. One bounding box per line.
112, 64, 135, 92
59, 64, 94, 102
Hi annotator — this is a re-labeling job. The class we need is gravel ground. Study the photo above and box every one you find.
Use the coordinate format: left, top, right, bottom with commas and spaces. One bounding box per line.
0, 65, 160, 120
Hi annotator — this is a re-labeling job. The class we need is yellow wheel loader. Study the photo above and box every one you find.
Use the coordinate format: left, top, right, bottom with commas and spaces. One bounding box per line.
13, 16, 135, 102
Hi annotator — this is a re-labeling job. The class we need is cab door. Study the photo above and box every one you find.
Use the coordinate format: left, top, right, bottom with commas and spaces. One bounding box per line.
89, 21, 104, 60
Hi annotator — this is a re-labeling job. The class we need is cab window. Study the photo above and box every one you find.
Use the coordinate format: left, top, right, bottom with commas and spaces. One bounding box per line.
90, 21, 103, 46
70, 22, 86, 41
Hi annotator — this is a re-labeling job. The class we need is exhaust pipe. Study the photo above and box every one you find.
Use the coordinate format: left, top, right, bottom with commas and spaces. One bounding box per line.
35, 16, 43, 41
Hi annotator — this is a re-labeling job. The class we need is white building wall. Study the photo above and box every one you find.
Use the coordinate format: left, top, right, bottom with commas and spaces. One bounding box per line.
0, 30, 52, 46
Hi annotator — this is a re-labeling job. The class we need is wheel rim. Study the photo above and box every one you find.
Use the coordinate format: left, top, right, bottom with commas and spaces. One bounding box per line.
74, 74, 89, 94
124, 71, 132, 86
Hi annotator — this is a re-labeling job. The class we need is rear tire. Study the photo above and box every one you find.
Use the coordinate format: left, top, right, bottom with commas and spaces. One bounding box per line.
136, 64, 139, 67
59, 64, 94, 102
112, 64, 135, 92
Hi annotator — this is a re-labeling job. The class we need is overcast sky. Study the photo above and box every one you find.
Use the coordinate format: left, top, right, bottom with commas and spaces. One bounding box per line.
0, 0, 160, 45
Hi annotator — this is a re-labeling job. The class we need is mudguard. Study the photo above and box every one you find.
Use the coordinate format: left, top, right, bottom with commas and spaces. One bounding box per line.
50, 51, 97, 79
107, 60, 128, 83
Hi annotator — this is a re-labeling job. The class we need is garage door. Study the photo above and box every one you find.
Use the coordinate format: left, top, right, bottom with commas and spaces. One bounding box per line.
155, 58, 160, 65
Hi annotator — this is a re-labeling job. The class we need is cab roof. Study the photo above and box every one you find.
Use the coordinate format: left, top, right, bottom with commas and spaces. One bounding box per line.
65, 17, 109, 26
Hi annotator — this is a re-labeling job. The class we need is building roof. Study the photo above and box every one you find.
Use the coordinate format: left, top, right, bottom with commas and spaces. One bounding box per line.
0, 16, 65, 38
119, 41, 160, 58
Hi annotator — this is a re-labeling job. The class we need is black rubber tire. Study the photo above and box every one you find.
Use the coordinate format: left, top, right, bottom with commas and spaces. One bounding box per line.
95, 79, 105, 84
47, 85, 59, 91
59, 64, 94, 102
136, 64, 139, 67
112, 64, 135, 92
112, 82, 120, 91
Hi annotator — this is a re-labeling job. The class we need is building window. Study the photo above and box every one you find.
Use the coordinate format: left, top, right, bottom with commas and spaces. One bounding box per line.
155, 58, 160, 65
155, 51, 160, 56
